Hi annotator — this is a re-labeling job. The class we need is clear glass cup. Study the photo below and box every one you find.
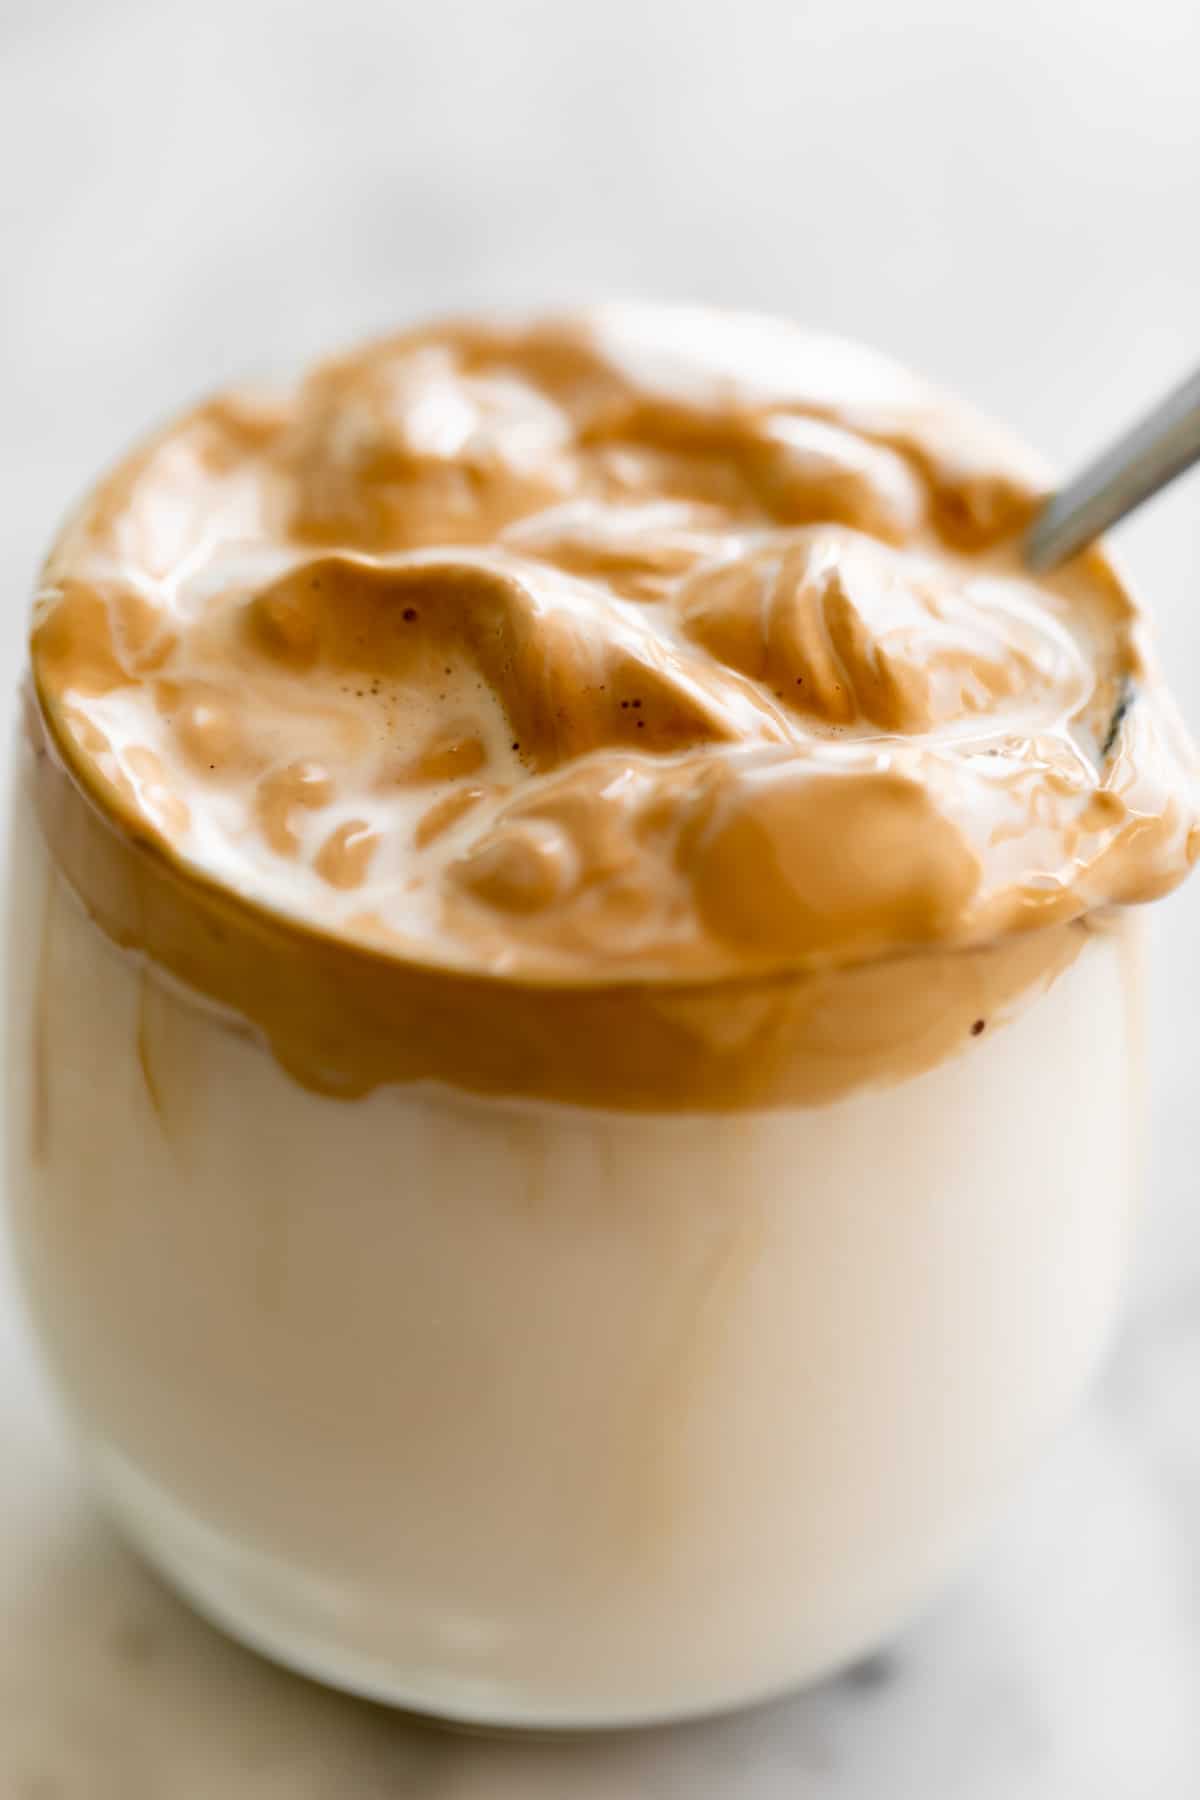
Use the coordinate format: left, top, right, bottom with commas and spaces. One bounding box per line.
5, 719, 1143, 1729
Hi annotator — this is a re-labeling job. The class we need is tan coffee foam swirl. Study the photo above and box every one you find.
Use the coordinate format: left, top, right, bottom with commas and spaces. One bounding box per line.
23, 704, 1091, 1110
23, 305, 1198, 1104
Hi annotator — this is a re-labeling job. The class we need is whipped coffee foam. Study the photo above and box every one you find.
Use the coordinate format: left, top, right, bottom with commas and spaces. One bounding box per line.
30, 306, 1198, 986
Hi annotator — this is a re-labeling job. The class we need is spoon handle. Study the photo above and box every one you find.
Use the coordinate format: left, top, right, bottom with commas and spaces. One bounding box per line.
1024, 363, 1200, 572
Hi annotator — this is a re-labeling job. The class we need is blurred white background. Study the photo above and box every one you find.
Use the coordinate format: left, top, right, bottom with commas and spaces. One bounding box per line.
2, 1, 1199, 1793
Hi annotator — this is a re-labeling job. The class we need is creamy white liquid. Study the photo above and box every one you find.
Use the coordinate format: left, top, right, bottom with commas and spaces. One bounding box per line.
6, 770, 1141, 1726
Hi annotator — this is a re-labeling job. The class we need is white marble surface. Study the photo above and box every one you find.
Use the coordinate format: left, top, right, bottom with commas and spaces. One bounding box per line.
3, 1, 1200, 1792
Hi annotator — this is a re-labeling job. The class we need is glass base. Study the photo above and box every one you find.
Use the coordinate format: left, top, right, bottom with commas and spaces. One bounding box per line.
85, 1440, 828, 1732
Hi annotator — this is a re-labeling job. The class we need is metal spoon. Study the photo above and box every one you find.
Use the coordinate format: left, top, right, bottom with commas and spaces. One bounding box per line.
1024, 362, 1200, 572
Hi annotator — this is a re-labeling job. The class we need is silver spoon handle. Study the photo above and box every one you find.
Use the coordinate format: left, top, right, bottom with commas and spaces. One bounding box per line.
1024, 363, 1200, 572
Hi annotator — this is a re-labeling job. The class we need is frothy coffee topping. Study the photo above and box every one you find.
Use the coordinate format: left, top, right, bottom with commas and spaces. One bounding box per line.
31, 306, 1198, 983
